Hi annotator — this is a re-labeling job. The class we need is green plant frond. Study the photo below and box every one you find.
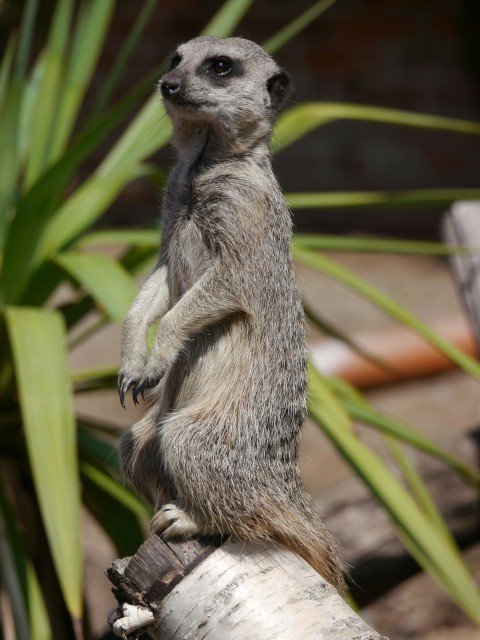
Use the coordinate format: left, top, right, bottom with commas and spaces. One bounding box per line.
1, 163, 149, 305
72, 365, 119, 384
24, 0, 75, 187
201, 0, 255, 36
293, 233, 479, 255
78, 424, 121, 472
1, 80, 162, 302
19, 54, 47, 165
81, 462, 150, 519
5, 306, 83, 620
0, 33, 17, 108
0, 487, 30, 640
263, 0, 339, 54
17, 261, 67, 310
308, 365, 480, 624
76, 228, 159, 249
72, 366, 119, 393
21, 60, 162, 216
92, 0, 160, 117
55, 252, 138, 326
306, 303, 397, 376
394, 521, 480, 628
307, 362, 352, 432
14, 0, 40, 82
340, 399, 480, 489
0, 139, 18, 255
272, 102, 480, 154
386, 437, 458, 548
286, 189, 480, 211
318, 374, 370, 408
121, 246, 158, 277
81, 466, 147, 557
26, 561, 51, 640
42, 166, 154, 257
295, 246, 480, 380
0, 85, 22, 251
97, 97, 172, 178
49, 0, 116, 161
78, 419, 122, 441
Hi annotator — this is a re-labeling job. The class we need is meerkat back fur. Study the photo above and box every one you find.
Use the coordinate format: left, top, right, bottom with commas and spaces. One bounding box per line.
118, 35, 347, 593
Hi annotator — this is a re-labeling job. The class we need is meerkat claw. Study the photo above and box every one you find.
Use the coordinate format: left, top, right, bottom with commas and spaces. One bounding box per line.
118, 376, 135, 409
132, 374, 163, 404
132, 381, 145, 405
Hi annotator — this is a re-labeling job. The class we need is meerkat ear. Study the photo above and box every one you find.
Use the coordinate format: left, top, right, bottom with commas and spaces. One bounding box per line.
267, 72, 291, 111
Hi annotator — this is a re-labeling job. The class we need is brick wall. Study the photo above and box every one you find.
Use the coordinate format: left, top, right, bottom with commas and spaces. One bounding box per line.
5, 0, 480, 236
106, 0, 480, 236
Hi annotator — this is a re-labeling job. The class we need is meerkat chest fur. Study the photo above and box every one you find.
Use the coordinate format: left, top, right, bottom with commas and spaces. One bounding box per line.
165, 157, 283, 301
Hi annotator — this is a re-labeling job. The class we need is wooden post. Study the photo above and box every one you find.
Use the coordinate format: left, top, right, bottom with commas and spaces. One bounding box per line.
442, 200, 480, 347
107, 535, 389, 639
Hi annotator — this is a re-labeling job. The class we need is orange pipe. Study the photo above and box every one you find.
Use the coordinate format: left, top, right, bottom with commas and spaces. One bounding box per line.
310, 314, 478, 389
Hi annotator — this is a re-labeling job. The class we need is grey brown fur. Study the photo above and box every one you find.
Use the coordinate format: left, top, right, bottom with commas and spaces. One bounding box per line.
118, 35, 346, 594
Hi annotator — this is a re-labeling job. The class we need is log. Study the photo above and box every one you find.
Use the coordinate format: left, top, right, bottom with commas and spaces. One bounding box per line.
107, 535, 389, 639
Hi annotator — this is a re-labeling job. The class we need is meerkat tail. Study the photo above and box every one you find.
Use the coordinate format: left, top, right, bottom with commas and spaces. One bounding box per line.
266, 509, 348, 595
277, 533, 347, 596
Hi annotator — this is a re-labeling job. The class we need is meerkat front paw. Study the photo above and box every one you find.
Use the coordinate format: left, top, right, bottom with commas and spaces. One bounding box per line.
118, 360, 166, 407
151, 502, 202, 539
131, 367, 166, 406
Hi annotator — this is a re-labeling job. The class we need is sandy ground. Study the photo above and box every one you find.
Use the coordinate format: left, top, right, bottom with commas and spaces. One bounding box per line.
72, 251, 480, 639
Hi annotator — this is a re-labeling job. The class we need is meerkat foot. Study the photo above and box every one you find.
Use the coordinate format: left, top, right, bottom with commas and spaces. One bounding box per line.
151, 501, 202, 538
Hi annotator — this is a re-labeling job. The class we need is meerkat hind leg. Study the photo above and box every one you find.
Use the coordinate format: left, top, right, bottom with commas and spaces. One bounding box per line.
151, 501, 202, 538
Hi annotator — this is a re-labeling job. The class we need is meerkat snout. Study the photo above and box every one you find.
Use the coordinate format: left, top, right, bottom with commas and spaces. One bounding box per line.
160, 78, 181, 98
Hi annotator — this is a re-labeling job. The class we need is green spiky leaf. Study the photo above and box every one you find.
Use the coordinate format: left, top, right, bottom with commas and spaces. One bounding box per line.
5, 306, 83, 621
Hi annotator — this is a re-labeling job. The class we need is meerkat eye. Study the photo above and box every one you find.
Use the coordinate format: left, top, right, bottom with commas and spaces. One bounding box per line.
210, 57, 232, 77
169, 54, 181, 70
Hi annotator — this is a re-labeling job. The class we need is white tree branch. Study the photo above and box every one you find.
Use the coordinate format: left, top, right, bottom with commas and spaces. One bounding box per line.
107, 537, 389, 639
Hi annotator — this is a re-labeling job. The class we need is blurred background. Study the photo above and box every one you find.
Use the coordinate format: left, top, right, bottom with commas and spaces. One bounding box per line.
0, 1, 480, 639
2, 0, 479, 234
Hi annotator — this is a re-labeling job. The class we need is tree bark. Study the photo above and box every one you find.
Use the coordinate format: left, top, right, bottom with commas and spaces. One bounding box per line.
107, 535, 389, 639
442, 200, 480, 347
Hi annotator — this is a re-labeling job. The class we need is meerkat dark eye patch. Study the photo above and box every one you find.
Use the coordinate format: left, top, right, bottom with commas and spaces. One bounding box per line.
169, 54, 181, 71
209, 57, 233, 77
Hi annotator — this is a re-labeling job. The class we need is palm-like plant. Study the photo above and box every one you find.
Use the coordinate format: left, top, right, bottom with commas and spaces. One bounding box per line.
1, 0, 480, 637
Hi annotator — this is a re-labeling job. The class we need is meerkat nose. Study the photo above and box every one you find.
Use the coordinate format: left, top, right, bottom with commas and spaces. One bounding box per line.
161, 79, 181, 97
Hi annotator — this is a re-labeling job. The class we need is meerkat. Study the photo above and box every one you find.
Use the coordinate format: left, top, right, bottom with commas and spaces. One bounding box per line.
118, 35, 347, 594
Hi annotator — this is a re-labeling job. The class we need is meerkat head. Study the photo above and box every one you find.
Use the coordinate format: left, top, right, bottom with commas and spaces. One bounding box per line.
158, 36, 290, 150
